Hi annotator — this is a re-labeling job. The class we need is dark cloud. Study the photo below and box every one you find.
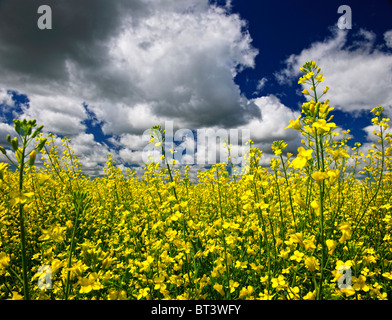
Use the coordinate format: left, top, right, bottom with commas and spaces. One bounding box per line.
0, 0, 260, 137
0, 0, 146, 81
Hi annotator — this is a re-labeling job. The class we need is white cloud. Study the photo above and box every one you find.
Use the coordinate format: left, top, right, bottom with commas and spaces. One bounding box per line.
0, 88, 14, 107
276, 28, 392, 113
21, 94, 87, 136
96, 4, 258, 134
1, 1, 259, 145
240, 95, 301, 146
384, 30, 392, 48
253, 77, 268, 95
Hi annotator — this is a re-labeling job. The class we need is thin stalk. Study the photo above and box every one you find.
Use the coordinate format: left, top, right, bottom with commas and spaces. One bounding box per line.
18, 138, 30, 300
279, 154, 296, 231
216, 167, 231, 299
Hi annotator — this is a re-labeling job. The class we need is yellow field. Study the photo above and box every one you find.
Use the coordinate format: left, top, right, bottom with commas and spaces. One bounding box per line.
0, 61, 391, 300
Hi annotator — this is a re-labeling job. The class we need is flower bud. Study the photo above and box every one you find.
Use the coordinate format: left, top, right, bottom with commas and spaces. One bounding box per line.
11, 137, 18, 151
16, 148, 23, 164
29, 149, 37, 166
36, 139, 47, 152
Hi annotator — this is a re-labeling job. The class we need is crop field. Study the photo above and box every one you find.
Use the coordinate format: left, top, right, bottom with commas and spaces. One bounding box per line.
0, 61, 391, 300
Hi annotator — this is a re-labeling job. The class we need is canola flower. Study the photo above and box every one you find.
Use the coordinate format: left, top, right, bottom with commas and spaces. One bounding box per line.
0, 61, 391, 300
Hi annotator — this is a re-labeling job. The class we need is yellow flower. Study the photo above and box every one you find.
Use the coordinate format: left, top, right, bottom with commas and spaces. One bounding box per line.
330, 148, 350, 161
9, 191, 35, 206
327, 169, 340, 185
8, 291, 23, 300
238, 286, 254, 299
312, 119, 336, 134
0, 252, 10, 272
338, 222, 352, 244
259, 289, 275, 300
340, 287, 356, 297
303, 290, 317, 300
304, 256, 320, 272
278, 247, 291, 259
302, 88, 310, 95
310, 200, 320, 211
38, 225, 66, 243
291, 147, 313, 169
285, 116, 302, 131
287, 286, 300, 300
79, 272, 103, 294
154, 275, 167, 292
312, 170, 329, 182
303, 238, 316, 251
382, 272, 392, 280
293, 193, 306, 209
271, 275, 286, 289
229, 280, 239, 293
289, 232, 304, 247
137, 287, 150, 300
290, 250, 304, 263
213, 283, 225, 296
305, 71, 314, 80
326, 239, 338, 255
352, 275, 370, 292
298, 76, 306, 84
235, 260, 248, 269
108, 289, 127, 300
0, 162, 8, 180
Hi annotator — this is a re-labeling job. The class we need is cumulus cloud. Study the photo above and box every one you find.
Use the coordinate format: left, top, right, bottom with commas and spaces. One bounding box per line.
276, 28, 392, 113
239, 95, 301, 148
0, 89, 14, 108
384, 30, 392, 48
95, 4, 259, 133
0, 0, 259, 137
0, 0, 262, 175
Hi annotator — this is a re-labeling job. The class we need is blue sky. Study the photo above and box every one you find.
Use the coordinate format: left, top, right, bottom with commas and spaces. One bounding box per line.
0, 0, 391, 176
231, 0, 392, 142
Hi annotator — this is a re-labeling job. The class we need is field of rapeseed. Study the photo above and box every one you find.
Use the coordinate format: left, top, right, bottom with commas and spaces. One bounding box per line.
0, 61, 391, 300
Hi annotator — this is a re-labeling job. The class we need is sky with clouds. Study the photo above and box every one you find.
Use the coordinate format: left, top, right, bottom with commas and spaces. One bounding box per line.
0, 0, 391, 176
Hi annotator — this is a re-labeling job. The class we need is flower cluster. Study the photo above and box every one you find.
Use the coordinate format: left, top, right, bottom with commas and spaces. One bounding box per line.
0, 61, 391, 300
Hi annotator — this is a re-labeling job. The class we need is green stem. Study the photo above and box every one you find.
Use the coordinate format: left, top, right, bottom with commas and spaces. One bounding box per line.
216, 167, 231, 299
18, 142, 30, 300
279, 154, 296, 231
